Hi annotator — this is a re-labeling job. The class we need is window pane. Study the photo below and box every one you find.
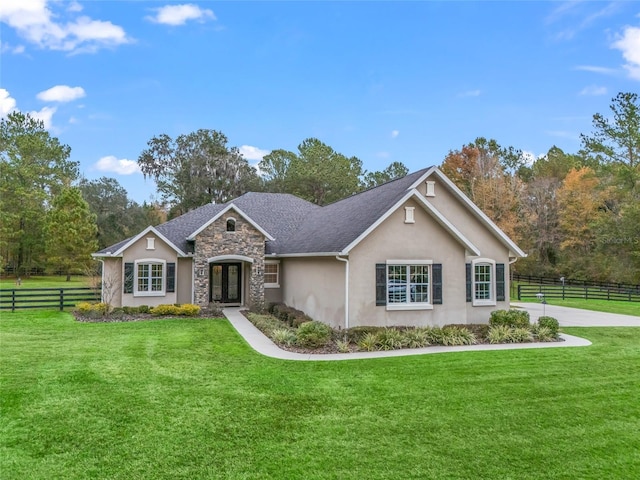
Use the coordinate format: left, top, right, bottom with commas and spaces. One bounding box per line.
264, 264, 278, 284
474, 264, 492, 300
387, 265, 407, 303
410, 265, 429, 303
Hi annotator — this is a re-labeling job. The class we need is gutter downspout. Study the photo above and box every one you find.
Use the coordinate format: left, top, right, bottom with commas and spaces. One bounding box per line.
336, 255, 349, 329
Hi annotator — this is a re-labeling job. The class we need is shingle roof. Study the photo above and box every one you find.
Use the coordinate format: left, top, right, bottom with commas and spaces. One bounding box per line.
95, 168, 431, 256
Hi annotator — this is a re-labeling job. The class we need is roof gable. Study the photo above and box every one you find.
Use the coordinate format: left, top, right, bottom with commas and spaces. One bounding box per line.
187, 203, 275, 241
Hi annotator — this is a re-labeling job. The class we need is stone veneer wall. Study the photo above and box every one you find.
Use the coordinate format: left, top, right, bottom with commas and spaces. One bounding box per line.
193, 214, 265, 308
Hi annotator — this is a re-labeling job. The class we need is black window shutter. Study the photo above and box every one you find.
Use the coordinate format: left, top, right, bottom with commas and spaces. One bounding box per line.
465, 263, 472, 302
167, 262, 176, 293
496, 263, 505, 301
375, 263, 387, 306
432, 264, 443, 305
124, 263, 134, 294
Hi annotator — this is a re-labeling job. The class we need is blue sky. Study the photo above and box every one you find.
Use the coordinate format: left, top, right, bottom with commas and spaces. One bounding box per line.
2, 1, 639, 204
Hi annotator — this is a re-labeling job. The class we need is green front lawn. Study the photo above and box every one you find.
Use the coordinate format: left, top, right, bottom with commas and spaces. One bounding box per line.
2, 312, 639, 479
543, 298, 640, 317
0, 275, 95, 289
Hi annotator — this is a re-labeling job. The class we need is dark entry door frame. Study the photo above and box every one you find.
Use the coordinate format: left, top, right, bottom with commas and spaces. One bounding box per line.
209, 263, 242, 304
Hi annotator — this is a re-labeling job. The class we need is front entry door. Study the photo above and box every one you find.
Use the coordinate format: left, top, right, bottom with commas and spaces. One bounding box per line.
210, 263, 242, 304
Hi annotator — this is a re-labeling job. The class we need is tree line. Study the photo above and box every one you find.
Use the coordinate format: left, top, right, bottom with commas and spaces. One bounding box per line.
1, 92, 638, 283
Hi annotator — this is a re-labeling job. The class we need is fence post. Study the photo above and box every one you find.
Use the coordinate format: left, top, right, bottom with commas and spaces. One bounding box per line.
517, 284, 521, 300
562, 284, 565, 300
585, 286, 588, 300
12, 289, 16, 312
59, 289, 64, 311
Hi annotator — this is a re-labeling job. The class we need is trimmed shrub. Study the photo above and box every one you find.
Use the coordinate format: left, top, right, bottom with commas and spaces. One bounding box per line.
149, 304, 201, 316
538, 316, 560, 336
246, 313, 284, 336
489, 309, 530, 329
296, 321, 332, 348
75, 302, 109, 315
270, 303, 313, 327
344, 326, 386, 344
376, 328, 405, 351
138, 305, 150, 314
424, 327, 444, 345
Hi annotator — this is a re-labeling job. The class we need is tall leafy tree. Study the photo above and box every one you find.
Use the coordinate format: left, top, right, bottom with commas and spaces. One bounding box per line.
79, 177, 165, 249
440, 138, 523, 241
362, 161, 409, 189
137, 130, 259, 217
44, 187, 98, 281
0, 112, 78, 276
259, 138, 364, 205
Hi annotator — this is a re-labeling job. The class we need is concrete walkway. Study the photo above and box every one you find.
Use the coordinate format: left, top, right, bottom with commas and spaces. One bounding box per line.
512, 302, 640, 327
222, 307, 593, 362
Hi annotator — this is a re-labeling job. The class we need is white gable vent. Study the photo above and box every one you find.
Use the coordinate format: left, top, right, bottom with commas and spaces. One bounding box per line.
425, 180, 435, 197
404, 206, 415, 224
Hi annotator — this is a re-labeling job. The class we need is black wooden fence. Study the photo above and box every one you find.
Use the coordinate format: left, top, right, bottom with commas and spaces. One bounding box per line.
517, 284, 640, 303
0, 287, 100, 312
512, 273, 640, 293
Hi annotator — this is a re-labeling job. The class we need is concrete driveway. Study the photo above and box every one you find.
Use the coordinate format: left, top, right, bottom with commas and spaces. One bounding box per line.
512, 302, 640, 327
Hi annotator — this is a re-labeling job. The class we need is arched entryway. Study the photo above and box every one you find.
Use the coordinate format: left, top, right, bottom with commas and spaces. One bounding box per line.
207, 255, 254, 306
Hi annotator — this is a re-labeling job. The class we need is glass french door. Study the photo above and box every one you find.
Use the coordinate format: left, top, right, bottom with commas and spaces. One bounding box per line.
210, 263, 241, 303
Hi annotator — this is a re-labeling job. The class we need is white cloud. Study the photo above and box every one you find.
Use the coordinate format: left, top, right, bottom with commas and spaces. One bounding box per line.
29, 106, 57, 130
0, 0, 131, 53
0, 40, 25, 54
94, 156, 141, 175
574, 65, 617, 75
522, 150, 543, 166
458, 89, 481, 97
390, 130, 399, 139
67, 1, 82, 13
579, 85, 607, 96
239, 145, 270, 161
612, 25, 640, 80
36, 85, 85, 102
147, 4, 216, 26
0, 88, 17, 117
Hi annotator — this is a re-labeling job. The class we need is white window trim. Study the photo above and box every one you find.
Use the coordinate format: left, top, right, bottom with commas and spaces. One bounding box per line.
472, 258, 496, 306
264, 260, 280, 288
385, 261, 433, 311
146, 237, 155, 250
134, 258, 166, 297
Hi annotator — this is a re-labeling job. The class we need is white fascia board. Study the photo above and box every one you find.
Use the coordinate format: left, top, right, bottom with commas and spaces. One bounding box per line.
408, 166, 438, 190
111, 225, 188, 257
270, 252, 342, 258
430, 168, 527, 258
341, 189, 481, 256
187, 203, 275, 241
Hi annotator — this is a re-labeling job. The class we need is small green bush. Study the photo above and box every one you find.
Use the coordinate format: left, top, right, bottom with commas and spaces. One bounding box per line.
489, 309, 530, 329
335, 339, 351, 353
510, 327, 533, 343
344, 326, 386, 344
404, 328, 430, 348
357, 332, 379, 352
537, 316, 560, 336
376, 328, 405, 350
440, 326, 477, 346
247, 313, 284, 336
533, 326, 555, 342
296, 321, 332, 348
272, 328, 297, 347
149, 304, 201, 316
488, 325, 512, 344
75, 302, 109, 315
424, 327, 444, 345
138, 305, 150, 314
270, 303, 313, 327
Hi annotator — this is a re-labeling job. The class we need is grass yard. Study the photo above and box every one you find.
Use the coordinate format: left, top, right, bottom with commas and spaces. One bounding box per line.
1, 312, 639, 479
0, 275, 96, 289
541, 298, 640, 317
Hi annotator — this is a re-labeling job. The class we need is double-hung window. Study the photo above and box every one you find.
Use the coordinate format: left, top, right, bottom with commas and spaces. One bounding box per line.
466, 259, 505, 305
135, 259, 165, 296
264, 261, 280, 288
386, 262, 432, 310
